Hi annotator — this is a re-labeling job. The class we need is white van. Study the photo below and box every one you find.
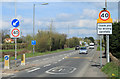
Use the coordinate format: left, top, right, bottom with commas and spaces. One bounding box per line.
89, 43, 94, 49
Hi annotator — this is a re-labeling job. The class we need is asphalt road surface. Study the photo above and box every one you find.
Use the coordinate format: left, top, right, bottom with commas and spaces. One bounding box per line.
6, 47, 97, 77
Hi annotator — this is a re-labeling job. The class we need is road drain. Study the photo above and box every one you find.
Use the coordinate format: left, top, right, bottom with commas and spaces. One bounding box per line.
46, 66, 76, 74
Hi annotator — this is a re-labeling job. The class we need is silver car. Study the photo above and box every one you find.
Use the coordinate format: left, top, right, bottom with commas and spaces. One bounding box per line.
79, 47, 88, 54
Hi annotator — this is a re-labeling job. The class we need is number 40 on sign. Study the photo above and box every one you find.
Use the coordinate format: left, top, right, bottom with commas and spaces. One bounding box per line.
10, 27, 21, 38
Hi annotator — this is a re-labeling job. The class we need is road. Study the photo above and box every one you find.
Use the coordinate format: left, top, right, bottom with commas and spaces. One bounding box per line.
4, 47, 99, 77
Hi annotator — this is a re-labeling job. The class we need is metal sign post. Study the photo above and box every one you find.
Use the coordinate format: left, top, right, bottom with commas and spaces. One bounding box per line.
11, 20, 20, 67
100, 35, 102, 67
106, 35, 110, 62
15, 38, 17, 66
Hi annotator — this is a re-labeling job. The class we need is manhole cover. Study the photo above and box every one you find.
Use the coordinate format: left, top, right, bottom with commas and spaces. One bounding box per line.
46, 66, 76, 74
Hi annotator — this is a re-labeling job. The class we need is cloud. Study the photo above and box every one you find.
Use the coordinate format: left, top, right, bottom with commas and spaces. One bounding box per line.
0, 20, 10, 29
55, 13, 74, 22
78, 20, 97, 28
70, 29, 96, 34
81, 9, 98, 19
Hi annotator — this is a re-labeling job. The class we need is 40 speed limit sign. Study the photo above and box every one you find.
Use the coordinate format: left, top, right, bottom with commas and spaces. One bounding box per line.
99, 10, 110, 21
10, 27, 21, 38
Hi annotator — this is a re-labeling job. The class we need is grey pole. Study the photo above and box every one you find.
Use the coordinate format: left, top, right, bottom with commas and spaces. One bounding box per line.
106, 35, 110, 62
15, 0, 17, 67
33, 4, 35, 54
100, 35, 102, 67
105, 0, 110, 62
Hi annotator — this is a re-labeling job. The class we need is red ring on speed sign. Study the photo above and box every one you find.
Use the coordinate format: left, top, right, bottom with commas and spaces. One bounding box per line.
99, 10, 110, 21
11, 28, 20, 37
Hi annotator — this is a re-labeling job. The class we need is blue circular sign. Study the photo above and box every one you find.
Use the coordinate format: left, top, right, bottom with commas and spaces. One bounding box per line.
5, 56, 9, 60
11, 19, 19, 27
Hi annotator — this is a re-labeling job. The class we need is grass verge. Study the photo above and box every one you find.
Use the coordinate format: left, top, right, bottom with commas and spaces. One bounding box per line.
97, 46, 105, 51
0, 48, 74, 62
101, 62, 119, 77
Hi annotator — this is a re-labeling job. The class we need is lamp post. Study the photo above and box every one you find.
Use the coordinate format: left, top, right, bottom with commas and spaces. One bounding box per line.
33, 3, 48, 54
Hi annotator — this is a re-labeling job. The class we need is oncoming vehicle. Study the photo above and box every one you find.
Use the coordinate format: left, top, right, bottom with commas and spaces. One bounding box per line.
75, 45, 80, 50
89, 43, 94, 49
79, 47, 88, 54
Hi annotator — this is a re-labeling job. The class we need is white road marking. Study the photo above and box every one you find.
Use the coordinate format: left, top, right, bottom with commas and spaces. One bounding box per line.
44, 64, 51, 67
58, 60, 62, 62
58, 69, 63, 72
46, 66, 76, 74
69, 67, 76, 73
27, 68, 40, 73
52, 69, 55, 71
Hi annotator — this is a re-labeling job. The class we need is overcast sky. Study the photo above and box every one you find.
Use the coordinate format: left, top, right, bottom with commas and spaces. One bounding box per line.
0, 1, 118, 38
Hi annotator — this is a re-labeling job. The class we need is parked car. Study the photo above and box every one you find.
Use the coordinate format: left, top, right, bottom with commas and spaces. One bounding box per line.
75, 45, 80, 50
89, 43, 94, 49
79, 47, 88, 54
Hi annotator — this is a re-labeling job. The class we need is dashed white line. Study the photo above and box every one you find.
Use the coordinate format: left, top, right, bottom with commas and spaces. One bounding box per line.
44, 64, 51, 67
28, 68, 40, 73
58, 69, 63, 72
58, 60, 62, 62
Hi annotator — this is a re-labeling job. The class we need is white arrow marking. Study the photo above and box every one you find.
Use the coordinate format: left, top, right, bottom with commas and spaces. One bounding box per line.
13, 21, 18, 26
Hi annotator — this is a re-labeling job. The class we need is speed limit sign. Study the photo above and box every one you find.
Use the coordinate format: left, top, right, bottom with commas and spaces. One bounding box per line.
10, 27, 21, 38
99, 10, 110, 21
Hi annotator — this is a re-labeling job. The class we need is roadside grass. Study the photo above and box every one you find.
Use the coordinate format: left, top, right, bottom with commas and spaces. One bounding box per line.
0, 48, 74, 62
101, 62, 119, 77
97, 46, 105, 51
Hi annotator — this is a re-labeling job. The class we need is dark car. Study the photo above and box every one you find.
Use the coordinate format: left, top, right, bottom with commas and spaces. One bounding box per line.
75, 45, 80, 50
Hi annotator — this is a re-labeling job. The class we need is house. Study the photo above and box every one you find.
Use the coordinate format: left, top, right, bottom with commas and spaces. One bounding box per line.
4, 38, 14, 43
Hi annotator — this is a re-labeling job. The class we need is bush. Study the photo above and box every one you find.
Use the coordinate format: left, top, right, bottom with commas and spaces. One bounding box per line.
67, 37, 80, 48
2, 43, 27, 50
29, 30, 67, 52
109, 22, 120, 59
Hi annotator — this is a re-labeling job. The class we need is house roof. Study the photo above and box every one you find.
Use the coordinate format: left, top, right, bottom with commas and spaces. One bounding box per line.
4, 38, 14, 41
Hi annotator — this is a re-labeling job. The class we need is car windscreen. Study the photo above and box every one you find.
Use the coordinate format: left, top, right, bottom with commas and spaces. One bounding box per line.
80, 47, 86, 50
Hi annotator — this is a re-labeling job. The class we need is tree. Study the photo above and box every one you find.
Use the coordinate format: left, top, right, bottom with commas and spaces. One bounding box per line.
2, 29, 10, 43
25, 35, 33, 50
109, 22, 120, 59
67, 37, 79, 48
88, 37, 95, 43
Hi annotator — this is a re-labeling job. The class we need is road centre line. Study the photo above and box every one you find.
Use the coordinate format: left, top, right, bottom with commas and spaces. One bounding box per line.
58, 60, 62, 62
28, 68, 40, 73
58, 69, 63, 72
44, 64, 51, 67
65, 57, 91, 59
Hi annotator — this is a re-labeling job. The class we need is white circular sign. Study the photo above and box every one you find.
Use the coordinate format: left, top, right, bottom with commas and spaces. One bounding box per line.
11, 28, 20, 37
99, 10, 110, 21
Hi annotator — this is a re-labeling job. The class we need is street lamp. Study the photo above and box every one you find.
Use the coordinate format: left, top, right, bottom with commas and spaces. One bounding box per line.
33, 3, 48, 54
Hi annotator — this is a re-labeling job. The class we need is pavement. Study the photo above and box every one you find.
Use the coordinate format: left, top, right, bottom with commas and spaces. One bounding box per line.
1, 46, 108, 78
